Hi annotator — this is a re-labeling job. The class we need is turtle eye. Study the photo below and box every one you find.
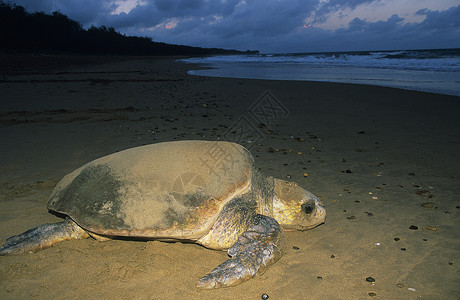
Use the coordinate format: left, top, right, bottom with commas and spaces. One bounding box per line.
301, 202, 314, 214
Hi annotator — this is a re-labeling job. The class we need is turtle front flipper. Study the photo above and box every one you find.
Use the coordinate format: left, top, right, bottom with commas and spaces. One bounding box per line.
0, 218, 89, 255
196, 215, 285, 289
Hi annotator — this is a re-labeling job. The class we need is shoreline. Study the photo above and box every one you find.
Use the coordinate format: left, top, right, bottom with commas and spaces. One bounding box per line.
187, 71, 460, 97
180, 51, 460, 97
0, 55, 459, 299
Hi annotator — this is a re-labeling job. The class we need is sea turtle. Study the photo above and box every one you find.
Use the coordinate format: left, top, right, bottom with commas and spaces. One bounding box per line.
0, 140, 325, 288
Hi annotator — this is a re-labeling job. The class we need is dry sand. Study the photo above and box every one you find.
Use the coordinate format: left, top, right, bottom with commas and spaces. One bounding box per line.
0, 54, 459, 299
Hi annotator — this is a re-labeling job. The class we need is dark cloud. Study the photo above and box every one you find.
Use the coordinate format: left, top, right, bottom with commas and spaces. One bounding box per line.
13, 0, 113, 25
416, 5, 460, 30
204, 0, 314, 37
154, 0, 204, 12
101, 0, 242, 31
312, 0, 379, 23
8, 0, 460, 52
349, 14, 404, 33
302, 6, 460, 52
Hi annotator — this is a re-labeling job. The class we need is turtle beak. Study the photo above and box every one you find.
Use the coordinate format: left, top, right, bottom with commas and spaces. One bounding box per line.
316, 203, 326, 218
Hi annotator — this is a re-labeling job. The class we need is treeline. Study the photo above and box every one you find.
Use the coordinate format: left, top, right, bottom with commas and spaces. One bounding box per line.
0, 1, 256, 56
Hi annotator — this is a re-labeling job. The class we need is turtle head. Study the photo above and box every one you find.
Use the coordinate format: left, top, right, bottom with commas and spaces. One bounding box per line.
272, 179, 326, 231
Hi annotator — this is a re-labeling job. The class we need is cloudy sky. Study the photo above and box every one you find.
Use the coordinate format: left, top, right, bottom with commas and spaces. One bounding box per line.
10, 0, 460, 53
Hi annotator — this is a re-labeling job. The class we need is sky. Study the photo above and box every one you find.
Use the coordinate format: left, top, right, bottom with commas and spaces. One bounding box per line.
9, 0, 460, 53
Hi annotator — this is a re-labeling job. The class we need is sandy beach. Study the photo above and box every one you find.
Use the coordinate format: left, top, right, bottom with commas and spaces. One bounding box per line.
0, 54, 459, 299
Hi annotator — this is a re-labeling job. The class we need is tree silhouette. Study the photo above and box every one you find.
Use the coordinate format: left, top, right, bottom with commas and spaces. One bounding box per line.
0, 1, 256, 55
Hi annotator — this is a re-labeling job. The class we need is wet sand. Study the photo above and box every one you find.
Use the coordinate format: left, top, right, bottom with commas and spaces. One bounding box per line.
0, 54, 459, 299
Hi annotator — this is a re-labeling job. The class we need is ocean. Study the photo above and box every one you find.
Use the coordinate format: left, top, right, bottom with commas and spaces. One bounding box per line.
181, 49, 460, 97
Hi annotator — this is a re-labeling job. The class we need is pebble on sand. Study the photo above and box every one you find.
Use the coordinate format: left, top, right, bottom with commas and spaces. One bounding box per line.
421, 202, 436, 208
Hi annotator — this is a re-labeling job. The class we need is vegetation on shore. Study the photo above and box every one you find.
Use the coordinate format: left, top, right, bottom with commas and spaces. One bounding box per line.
0, 1, 257, 56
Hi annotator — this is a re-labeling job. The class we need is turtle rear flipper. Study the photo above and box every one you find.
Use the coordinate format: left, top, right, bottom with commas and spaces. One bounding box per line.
0, 218, 89, 255
196, 215, 285, 289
